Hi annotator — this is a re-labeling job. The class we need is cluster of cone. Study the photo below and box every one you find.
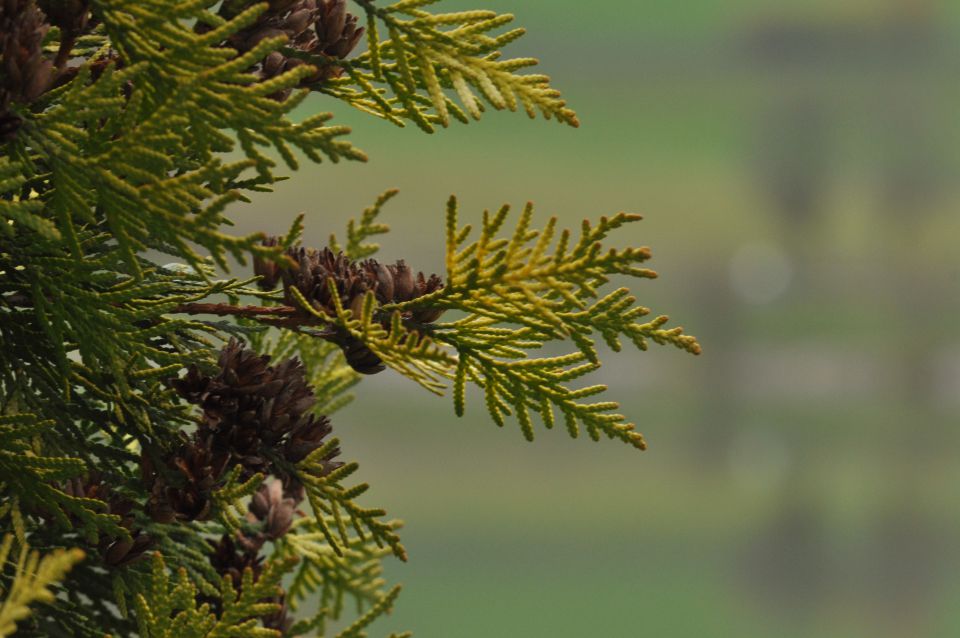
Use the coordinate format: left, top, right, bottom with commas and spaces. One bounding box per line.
1, 0, 60, 140
147, 340, 336, 628
205, 0, 365, 100
255, 242, 446, 374
143, 339, 340, 524
0, 0, 97, 141
58, 341, 325, 630
0, 0, 365, 143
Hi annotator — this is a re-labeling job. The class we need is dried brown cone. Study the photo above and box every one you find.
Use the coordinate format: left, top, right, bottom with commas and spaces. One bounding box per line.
201, 479, 302, 626
98, 498, 154, 568
247, 479, 299, 541
170, 339, 342, 486
208, 533, 264, 591
0, 0, 55, 141
275, 247, 444, 322
142, 435, 230, 523
311, 0, 365, 71
62, 474, 154, 568
36, 0, 89, 33
268, 243, 445, 374
232, 1, 315, 52
212, 0, 365, 95
253, 237, 285, 291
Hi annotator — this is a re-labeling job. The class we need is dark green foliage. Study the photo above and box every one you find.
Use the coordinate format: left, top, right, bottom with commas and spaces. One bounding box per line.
0, 1, 698, 636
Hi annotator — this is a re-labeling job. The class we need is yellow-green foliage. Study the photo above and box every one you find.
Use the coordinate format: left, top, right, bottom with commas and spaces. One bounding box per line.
0, 536, 84, 637
285, 197, 700, 450
133, 552, 294, 638
335, 0, 579, 130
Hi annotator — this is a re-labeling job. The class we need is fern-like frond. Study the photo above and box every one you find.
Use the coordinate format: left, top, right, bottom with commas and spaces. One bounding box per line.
0, 415, 126, 542
0, 535, 85, 638
303, 198, 699, 448
298, 440, 406, 562
279, 517, 400, 636
329, 189, 397, 260
323, 0, 579, 131
133, 551, 294, 638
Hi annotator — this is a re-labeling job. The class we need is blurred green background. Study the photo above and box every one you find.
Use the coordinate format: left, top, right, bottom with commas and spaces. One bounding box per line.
235, 1, 960, 636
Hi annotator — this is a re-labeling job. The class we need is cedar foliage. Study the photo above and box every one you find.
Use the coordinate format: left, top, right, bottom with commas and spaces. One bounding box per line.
0, 1, 700, 635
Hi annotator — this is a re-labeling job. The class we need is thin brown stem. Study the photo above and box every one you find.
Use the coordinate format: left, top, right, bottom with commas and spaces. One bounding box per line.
172, 302, 341, 338
172, 302, 300, 318
55, 36, 77, 70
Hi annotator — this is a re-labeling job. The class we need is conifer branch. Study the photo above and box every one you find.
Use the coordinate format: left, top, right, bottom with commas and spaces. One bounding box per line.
299, 444, 407, 561
322, 0, 579, 130
333, 584, 402, 638
0, 415, 128, 541
279, 517, 400, 635
276, 197, 700, 448
27, 0, 366, 274
132, 552, 297, 638
254, 330, 360, 417
329, 188, 397, 259
0, 535, 85, 638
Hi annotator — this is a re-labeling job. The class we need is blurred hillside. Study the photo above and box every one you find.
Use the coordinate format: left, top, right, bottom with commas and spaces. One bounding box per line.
232, 2, 960, 636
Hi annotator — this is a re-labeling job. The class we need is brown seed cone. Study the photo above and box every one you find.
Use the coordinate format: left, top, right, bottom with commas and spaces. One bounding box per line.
0, 0, 55, 139
169, 339, 342, 486
409, 271, 446, 322
209, 534, 264, 590
336, 332, 386, 375
304, 0, 366, 85
279, 247, 445, 323
389, 260, 416, 302
100, 531, 154, 568
266, 241, 446, 373
229, 1, 318, 52
62, 474, 155, 567
314, 0, 365, 60
253, 236, 285, 290
247, 480, 298, 541
143, 435, 229, 523
215, 0, 364, 92
0, 111, 21, 143
36, 0, 89, 34
36, 0, 91, 67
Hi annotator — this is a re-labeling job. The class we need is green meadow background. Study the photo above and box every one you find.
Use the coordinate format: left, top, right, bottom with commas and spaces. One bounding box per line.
233, 2, 960, 636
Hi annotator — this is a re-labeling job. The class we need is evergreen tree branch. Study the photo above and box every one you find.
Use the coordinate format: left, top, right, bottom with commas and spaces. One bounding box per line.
320, 0, 579, 130
279, 517, 400, 636
266, 197, 699, 448
132, 552, 297, 638
0, 535, 85, 638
